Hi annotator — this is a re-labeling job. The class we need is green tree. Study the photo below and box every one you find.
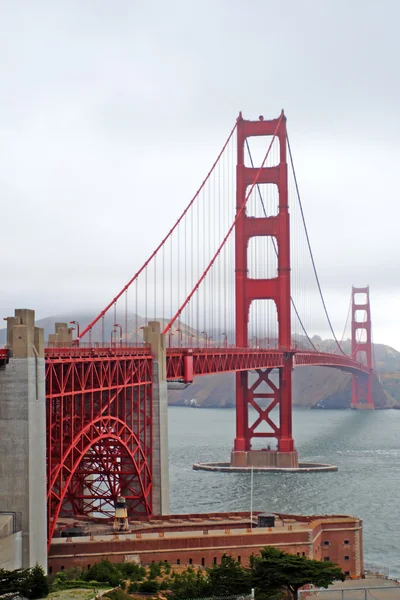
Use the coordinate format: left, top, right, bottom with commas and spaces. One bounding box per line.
148, 561, 162, 579
26, 564, 49, 599
83, 559, 121, 587
0, 565, 49, 599
115, 561, 146, 581
139, 579, 159, 593
0, 567, 31, 596
171, 566, 211, 600
251, 547, 345, 600
207, 554, 251, 595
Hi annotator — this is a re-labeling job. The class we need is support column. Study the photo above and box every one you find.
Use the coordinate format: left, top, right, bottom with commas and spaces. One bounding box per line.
351, 287, 374, 410
0, 309, 47, 570
143, 321, 170, 514
231, 112, 297, 467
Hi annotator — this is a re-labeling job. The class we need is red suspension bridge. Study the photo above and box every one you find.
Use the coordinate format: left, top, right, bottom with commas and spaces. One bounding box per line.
0, 111, 375, 546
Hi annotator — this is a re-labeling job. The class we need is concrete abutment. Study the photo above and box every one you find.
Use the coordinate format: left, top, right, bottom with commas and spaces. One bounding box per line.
0, 309, 47, 570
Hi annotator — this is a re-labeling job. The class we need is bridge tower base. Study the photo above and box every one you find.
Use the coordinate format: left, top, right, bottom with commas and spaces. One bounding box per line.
0, 309, 47, 570
351, 287, 374, 410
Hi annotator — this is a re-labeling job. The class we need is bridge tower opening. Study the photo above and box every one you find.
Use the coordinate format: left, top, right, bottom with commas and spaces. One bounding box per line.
351, 286, 374, 409
231, 112, 298, 469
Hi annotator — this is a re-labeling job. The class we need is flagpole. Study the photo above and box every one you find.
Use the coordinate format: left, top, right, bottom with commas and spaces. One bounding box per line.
250, 466, 254, 529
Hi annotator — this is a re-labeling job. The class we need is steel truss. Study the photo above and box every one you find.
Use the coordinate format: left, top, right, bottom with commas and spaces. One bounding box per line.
166, 348, 369, 381
45, 350, 153, 546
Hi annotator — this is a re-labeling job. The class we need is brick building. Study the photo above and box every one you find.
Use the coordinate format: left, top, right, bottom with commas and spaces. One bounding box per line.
49, 511, 363, 578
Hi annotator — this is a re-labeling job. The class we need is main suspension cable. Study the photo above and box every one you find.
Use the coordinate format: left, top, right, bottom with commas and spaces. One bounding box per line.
286, 132, 346, 355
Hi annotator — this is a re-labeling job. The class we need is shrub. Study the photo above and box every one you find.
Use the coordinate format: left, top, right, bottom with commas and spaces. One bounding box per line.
139, 578, 159, 593
83, 560, 121, 587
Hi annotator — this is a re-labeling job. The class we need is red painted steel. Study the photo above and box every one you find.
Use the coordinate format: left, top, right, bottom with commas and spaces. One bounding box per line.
0, 348, 8, 365
234, 112, 294, 452
166, 348, 369, 380
45, 348, 153, 548
351, 286, 374, 409
40, 113, 376, 548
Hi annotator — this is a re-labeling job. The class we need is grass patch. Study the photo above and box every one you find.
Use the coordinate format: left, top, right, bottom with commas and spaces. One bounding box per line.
47, 587, 110, 600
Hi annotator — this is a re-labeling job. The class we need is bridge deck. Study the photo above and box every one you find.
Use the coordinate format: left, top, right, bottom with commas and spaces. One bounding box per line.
43, 346, 370, 380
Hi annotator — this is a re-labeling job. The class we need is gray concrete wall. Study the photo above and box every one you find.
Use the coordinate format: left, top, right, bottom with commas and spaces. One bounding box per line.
0, 532, 23, 570
151, 362, 170, 514
143, 322, 170, 515
0, 309, 47, 570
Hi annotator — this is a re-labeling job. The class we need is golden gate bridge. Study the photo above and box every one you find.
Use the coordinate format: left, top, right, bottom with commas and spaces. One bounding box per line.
0, 111, 375, 548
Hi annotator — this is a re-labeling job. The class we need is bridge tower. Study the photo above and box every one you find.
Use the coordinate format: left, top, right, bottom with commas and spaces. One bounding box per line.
351, 286, 374, 409
231, 112, 298, 469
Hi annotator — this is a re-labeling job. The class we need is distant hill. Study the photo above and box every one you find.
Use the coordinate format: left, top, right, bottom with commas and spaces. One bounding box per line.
169, 339, 400, 410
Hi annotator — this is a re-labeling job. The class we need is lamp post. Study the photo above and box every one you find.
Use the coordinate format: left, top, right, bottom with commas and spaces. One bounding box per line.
222, 332, 228, 348
201, 331, 208, 348
114, 323, 123, 347
177, 328, 183, 347
70, 321, 80, 339
110, 327, 116, 346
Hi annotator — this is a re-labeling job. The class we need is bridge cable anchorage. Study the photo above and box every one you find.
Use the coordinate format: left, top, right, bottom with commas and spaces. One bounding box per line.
163, 113, 284, 334
244, 139, 318, 352
77, 120, 238, 341
286, 132, 346, 356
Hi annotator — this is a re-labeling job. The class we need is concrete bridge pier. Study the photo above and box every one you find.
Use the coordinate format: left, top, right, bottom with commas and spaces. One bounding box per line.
0, 309, 47, 570
143, 321, 170, 515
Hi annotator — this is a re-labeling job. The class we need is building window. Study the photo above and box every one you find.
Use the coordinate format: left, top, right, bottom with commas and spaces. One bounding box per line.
324, 557, 330, 562
323, 540, 330, 546
61, 566, 64, 571
177, 559, 180, 565
302, 552, 305, 557
189, 558, 193, 565
87, 565, 91, 569
238, 556, 241, 563
297, 552, 300, 556
345, 571, 350, 576
344, 556, 349, 561
344, 539, 350, 545
213, 557, 217, 565
49, 567, 52, 575
202, 558, 205, 567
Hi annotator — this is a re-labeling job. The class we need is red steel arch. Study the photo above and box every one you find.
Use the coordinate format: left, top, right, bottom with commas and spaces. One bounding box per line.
46, 349, 153, 547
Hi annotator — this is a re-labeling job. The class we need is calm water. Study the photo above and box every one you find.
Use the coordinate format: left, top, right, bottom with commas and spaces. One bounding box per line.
168, 407, 400, 578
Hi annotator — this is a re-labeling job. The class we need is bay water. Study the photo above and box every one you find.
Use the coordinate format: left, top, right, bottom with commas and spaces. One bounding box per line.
168, 406, 400, 578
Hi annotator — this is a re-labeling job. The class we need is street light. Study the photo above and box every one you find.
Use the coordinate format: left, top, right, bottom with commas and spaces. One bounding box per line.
114, 323, 123, 347
110, 327, 116, 346
176, 328, 183, 347
201, 331, 208, 348
70, 321, 80, 339
221, 332, 228, 348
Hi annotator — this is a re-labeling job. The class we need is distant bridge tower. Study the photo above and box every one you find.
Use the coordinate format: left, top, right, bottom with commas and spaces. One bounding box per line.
351, 286, 374, 409
231, 112, 298, 469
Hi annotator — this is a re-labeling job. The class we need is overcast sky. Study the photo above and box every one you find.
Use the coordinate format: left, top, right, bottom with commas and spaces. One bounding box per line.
1, 0, 400, 348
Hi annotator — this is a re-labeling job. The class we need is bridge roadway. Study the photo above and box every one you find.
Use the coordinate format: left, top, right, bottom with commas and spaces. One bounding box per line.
40, 345, 370, 381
